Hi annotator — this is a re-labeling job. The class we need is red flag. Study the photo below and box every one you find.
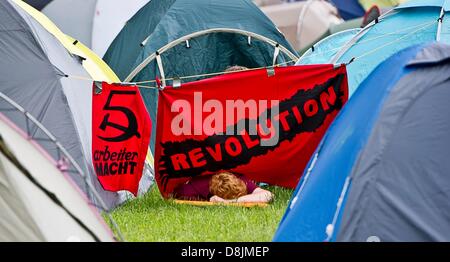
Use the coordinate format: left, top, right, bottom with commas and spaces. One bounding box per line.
92, 82, 151, 196
155, 65, 348, 198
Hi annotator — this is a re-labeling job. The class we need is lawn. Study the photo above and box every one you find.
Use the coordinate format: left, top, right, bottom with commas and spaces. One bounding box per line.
110, 186, 293, 242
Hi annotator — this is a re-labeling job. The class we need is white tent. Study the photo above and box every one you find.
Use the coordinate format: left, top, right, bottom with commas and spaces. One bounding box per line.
260, 0, 343, 50
43, 0, 149, 56
0, 94, 116, 242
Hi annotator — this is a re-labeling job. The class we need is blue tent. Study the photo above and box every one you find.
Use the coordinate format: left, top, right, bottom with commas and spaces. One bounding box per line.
299, 28, 361, 64
298, 0, 450, 96
274, 42, 450, 242
331, 0, 366, 20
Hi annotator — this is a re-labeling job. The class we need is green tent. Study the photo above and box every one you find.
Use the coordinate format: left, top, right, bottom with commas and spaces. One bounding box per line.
104, 0, 298, 150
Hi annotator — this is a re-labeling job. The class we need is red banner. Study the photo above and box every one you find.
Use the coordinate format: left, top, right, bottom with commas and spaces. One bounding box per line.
155, 65, 348, 198
92, 82, 151, 196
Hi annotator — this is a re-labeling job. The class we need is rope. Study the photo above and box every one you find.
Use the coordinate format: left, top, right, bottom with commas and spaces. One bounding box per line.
132, 59, 297, 85
66, 18, 433, 87
65, 19, 435, 88
132, 19, 432, 84
65, 59, 297, 89
348, 21, 436, 64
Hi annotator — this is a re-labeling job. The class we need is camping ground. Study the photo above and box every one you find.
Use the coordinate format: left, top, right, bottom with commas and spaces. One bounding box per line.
110, 186, 293, 242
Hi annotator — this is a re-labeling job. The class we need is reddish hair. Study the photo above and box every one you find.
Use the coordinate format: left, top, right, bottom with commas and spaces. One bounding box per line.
209, 172, 247, 199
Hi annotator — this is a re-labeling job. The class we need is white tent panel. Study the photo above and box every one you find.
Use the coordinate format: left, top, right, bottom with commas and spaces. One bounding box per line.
0, 117, 114, 242
92, 0, 149, 57
42, 0, 97, 47
261, 0, 342, 50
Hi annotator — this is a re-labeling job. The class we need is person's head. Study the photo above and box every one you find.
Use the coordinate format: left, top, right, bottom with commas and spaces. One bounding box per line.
209, 172, 247, 199
224, 65, 248, 73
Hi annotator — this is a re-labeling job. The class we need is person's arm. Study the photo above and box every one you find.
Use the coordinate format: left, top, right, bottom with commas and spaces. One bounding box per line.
235, 188, 272, 203
209, 188, 273, 203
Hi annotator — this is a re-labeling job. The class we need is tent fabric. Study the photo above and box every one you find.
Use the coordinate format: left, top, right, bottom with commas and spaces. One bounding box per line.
274, 42, 450, 242
14, 0, 119, 82
105, 0, 297, 81
337, 43, 450, 242
23, 0, 52, 10
330, 0, 366, 20
0, 0, 120, 209
299, 18, 364, 54
0, 134, 45, 242
359, 0, 407, 10
42, 0, 150, 57
298, 0, 450, 96
299, 28, 362, 63
253, 0, 284, 6
260, 0, 343, 51
92, 0, 149, 57
104, 0, 298, 152
396, 0, 450, 11
43, 0, 97, 53
0, 114, 114, 242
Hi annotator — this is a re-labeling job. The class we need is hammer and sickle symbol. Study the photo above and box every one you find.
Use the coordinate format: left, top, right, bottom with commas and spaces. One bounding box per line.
97, 90, 141, 142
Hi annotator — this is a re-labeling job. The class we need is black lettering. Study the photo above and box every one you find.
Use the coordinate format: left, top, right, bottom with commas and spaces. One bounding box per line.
94, 162, 103, 175
158, 74, 347, 190
129, 162, 137, 174
110, 162, 118, 175
118, 161, 128, 175
103, 163, 109, 175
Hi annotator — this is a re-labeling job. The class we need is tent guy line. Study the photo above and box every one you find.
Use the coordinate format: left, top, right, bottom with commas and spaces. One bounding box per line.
64, 59, 299, 88
67, 18, 434, 91
66, 21, 436, 88
348, 21, 437, 64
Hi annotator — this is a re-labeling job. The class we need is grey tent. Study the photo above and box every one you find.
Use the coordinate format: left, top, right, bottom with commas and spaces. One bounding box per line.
275, 42, 450, 242
41, 0, 150, 56
0, 94, 116, 242
0, 0, 122, 209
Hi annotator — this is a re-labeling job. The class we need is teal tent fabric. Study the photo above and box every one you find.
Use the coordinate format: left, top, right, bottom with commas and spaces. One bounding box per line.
299, 28, 361, 64
104, 0, 297, 81
104, 0, 298, 151
104, 0, 176, 80
297, 0, 449, 97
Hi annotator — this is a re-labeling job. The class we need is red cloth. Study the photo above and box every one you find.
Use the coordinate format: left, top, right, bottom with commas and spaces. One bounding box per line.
92, 82, 151, 196
173, 175, 258, 201
155, 65, 348, 198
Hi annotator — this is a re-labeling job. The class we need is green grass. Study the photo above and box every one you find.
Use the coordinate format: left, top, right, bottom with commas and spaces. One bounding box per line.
110, 186, 293, 242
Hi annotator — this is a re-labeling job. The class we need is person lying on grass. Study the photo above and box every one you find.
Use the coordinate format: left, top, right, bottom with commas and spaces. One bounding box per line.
173, 172, 273, 203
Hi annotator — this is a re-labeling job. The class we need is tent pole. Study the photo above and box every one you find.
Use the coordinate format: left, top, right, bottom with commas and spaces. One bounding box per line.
330, 9, 395, 64
272, 44, 280, 66
437, 7, 445, 42
325, 176, 351, 242
296, 0, 314, 50
124, 28, 299, 82
155, 52, 166, 88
